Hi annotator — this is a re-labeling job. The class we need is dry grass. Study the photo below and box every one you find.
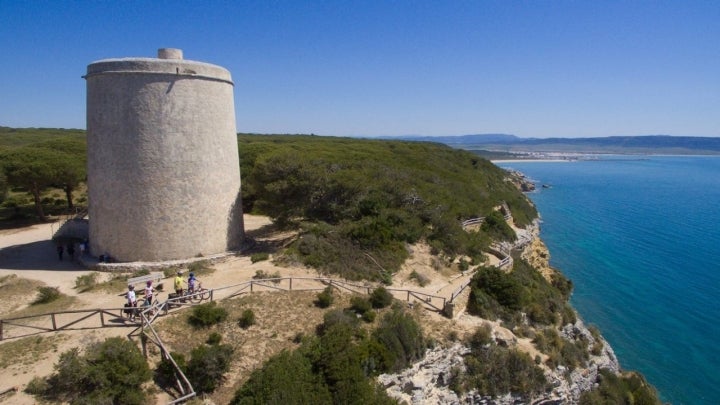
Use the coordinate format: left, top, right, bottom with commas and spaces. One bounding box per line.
3, 294, 78, 320
0, 274, 45, 317
0, 335, 68, 370
154, 290, 359, 404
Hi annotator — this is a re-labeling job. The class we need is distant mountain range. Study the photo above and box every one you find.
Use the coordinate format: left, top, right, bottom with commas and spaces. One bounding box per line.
377, 134, 720, 155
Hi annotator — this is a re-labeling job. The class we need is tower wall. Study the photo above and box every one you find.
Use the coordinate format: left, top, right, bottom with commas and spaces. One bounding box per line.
85, 49, 243, 261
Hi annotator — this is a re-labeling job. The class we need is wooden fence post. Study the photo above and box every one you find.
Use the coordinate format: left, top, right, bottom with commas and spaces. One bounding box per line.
51, 313, 57, 331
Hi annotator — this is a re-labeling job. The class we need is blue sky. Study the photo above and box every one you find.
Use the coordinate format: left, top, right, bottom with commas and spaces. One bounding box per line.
1, 0, 718, 138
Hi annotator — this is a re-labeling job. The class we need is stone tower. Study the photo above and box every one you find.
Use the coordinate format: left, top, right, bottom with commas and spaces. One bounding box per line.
84, 48, 243, 262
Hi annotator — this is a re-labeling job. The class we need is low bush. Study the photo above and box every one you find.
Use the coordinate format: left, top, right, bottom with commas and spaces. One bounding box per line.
315, 286, 334, 308
74, 273, 99, 292
154, 351, 187, 389
238, 309, 256, 329
250, 252, 269, 263
533, 328, 589, 370
372, 308, 426, 372
467, 323, 493, 351
207, 332, 223, 345
369, 286, 393, 309
26, 337, 151, 404
409, 270, 430, 286
252, 269, 281, 283
188, 302, 228, 328
318, 309, 360, 335
185, 343, 234, 394
462, 345, 547, 399
580, 369, 661, 405
350, 296, 372, 315
188, 260, 214, 276
32, 286, 61, 305
362, 310, 376, 323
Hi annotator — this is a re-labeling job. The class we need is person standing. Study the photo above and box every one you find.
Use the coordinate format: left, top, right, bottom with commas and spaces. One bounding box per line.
144, 280, 155, 307
174, 271, 186, 296
56, 245, 64, 261
67, 243, 75, 260
126, 285, 137, 321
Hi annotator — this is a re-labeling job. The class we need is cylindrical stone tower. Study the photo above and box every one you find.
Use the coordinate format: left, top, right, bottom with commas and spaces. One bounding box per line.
85, 48, 243, 262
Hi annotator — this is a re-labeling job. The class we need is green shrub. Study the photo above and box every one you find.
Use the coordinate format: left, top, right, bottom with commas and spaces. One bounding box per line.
154, 351, 187, 389
188, 260, 214, 276
350, 296, 372, 315
369, 286, 394, 309
252, 269, 281, 283
467, 324, 493, 351
371, 308, 426, 372
188, 302, 228, 328
24, 376, 49, 395
409, 270, 430, 286
186, 343, 234, 394
362, 310, 376, 323
250, 252, 269, 263
27, 337, 151, 404
580, 369, 661, 405
136, 268, 150, 276
74, 273, 99, 292
238, 309, 256, 329
207, 332, 223, 345
462, 345, 548, 399
319, 309, 360, 335
315, 286, 334, 308
32, 286, 61, 305
232, 350, 332, 404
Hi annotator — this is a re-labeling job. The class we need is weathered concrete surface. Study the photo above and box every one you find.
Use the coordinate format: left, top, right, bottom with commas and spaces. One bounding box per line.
85, 49, 243, 262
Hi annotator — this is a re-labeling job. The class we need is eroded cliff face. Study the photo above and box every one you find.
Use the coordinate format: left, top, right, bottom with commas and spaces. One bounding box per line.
378, 318, 619, 404
379, 229, 621, 404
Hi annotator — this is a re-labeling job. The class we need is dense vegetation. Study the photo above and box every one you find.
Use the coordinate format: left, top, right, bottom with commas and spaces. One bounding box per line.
238, 134, 536, 280
452, 324, 549, 399
26, 337, 151, 404
467, 259, 574, 328
232, 304, 424, 404
580, 369, 660, 405
0, 127, 86, 221
3, 128, 660, 403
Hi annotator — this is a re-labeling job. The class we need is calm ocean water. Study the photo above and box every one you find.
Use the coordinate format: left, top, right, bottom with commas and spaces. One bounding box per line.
497, 156, 720, 405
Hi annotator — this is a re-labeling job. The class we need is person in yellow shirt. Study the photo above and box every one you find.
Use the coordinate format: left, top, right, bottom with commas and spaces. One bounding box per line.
174, 271, 186, 296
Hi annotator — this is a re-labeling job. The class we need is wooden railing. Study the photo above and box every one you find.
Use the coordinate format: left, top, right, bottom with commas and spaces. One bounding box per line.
0, 275, 464, 403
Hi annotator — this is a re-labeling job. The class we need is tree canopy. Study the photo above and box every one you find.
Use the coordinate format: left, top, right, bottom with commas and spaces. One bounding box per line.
239, 134, 537, 280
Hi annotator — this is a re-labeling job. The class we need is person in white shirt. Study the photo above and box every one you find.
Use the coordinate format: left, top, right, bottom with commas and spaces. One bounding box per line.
144, 280, 155, 306
126, 285, 137, 320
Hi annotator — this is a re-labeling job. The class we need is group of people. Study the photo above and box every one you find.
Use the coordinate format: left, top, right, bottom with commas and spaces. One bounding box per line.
125, 280, 156, 321
55, 240, 88, 261
124, 270, 201, 320
174, 270, 200, 296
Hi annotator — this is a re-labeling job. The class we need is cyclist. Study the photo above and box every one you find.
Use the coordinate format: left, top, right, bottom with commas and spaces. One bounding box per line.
126, 285, 137, 321
188, 272, 199, 294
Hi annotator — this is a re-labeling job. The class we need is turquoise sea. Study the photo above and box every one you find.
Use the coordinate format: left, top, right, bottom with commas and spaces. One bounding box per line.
497, 156, 720, 405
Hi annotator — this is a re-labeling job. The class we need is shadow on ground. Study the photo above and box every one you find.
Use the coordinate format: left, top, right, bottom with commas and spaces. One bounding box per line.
0, 240, 85, 271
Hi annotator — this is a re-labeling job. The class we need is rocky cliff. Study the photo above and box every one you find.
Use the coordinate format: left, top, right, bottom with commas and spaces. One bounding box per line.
378, 230, 622, 404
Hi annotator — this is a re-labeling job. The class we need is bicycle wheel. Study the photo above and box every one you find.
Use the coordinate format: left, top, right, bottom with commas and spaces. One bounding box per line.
200, 288, 211, 300
190, 290, 203, 303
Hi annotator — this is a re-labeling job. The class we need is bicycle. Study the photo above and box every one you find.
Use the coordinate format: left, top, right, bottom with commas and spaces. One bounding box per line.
186, 282, 210, 303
